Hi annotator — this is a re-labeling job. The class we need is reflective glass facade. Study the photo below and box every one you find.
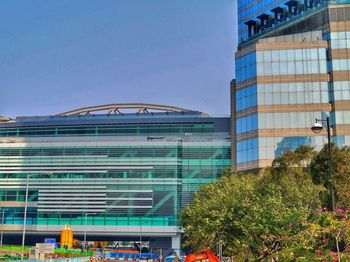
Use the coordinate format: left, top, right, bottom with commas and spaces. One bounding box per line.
238, 0, 287, 41
0, 111, 231, 251
233, 1, 350, 171
238, 0, 334, 42
256, 48, 327, 75
257, 83, 329, 105
236, 52, 257, 83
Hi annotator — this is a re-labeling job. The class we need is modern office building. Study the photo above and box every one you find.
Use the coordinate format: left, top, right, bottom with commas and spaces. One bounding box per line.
233, 0, 350, 171
0, 103, 231, 252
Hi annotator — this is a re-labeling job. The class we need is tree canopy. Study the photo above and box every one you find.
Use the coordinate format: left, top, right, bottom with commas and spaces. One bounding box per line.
310, 144, 350, 210
181, 170, 321, 260
181, 144, 350, 261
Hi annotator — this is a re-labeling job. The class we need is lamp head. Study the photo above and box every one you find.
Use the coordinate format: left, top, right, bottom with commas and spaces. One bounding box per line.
311, 122, 323, 134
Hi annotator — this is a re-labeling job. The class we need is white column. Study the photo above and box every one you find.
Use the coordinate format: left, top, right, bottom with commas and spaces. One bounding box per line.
171, 236, 181, 255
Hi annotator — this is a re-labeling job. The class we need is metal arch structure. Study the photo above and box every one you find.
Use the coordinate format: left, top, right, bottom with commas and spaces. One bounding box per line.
57, 103, 202, 116
0, 116, 12, 122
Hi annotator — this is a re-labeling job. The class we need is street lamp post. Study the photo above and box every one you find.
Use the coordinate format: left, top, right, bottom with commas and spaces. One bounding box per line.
311, 116, 335, 211
21, 174, 30, 262
1, 207, 6, 247
21, 174, 51, 261
83, 213, 96, 253
218, 236, 223, 261
83, 213, 88, 253
139, 220, 142, 254
139, 220, 149, 254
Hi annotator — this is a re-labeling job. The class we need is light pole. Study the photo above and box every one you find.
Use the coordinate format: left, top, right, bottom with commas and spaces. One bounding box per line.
1, 207, 6, 247
311, 116, 335, 211
21, 174, 30, 262
139, 220, 149, 254
83, 213, 96, 253
138, 219, 142, 254
218, 235, 223, 261
21, 174, 51, 261
83, 213, 88, 253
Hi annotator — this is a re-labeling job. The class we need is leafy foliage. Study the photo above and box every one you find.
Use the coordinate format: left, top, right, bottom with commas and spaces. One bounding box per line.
271, 145, 315, 178
280, 208, 350, 261
310, 144, 350, 210
181, 170, 322, 260
181, 144, 350, 261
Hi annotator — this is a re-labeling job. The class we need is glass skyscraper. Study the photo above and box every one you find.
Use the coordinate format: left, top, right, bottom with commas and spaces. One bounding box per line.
233, 0, 350, 171
0, 104, 231, 252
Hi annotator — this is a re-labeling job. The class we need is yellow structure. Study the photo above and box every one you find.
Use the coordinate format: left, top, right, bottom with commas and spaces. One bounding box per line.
60, 225, 73, 248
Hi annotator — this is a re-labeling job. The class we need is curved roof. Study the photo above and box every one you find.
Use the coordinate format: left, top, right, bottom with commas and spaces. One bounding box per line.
57, 103, 204, 116
0, 116, 11, 122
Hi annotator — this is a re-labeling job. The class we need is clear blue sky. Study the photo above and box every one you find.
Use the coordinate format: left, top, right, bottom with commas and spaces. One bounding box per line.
0, 0, 237, 118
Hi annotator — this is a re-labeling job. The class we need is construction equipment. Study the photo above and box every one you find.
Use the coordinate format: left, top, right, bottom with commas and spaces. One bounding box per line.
60, 225, 73, 248
184, 249, 220, 262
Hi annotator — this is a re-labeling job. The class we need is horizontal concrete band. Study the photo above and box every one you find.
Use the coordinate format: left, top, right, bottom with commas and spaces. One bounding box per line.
333, 100, 350, 111
330, 49, 350, 59
236, 128, 328, 142
235, 125, 350, 142
236, 40, 328, 59
236, 159, 273, 172
330, 21, 350, 33
0, 140, 228, 147
236, 103, 331, 119
236, 74, 330, 90
329, 4, 350, 9
0, 224, 181, 237
334, 124, 350, 135
0, 201, 37, 207
332, 70, 350, 81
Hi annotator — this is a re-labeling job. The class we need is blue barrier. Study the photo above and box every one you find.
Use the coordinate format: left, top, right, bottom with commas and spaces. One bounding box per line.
108, 252, 159, 260
165, 256, 185, 262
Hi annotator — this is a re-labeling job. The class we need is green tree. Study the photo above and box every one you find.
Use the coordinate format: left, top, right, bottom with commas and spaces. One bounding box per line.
271, 145, 315, 178
181, 144, 350, 261
181, 170, 322, 261
279, 208, 350, 261
310, 144, 350, 209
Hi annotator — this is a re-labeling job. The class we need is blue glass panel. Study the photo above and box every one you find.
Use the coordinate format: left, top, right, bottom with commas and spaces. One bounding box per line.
236, 85, 258, 112
236, 114, 258, 134
235, 52, 257, 83
236, 138, 259, 164
274, 136, 312, 158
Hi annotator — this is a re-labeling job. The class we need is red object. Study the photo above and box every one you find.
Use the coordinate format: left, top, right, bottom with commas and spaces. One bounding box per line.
184, 249, 220, 262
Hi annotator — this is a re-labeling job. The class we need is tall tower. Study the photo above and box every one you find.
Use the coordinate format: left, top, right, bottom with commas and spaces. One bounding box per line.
233, 0, 350, 172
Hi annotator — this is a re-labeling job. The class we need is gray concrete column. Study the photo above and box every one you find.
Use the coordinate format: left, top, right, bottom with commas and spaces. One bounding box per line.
171, 236, 181, 254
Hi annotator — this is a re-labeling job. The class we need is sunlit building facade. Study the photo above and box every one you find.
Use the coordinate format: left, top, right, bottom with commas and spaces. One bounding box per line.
0, 104, 231, 252
233, 0, 350, 171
